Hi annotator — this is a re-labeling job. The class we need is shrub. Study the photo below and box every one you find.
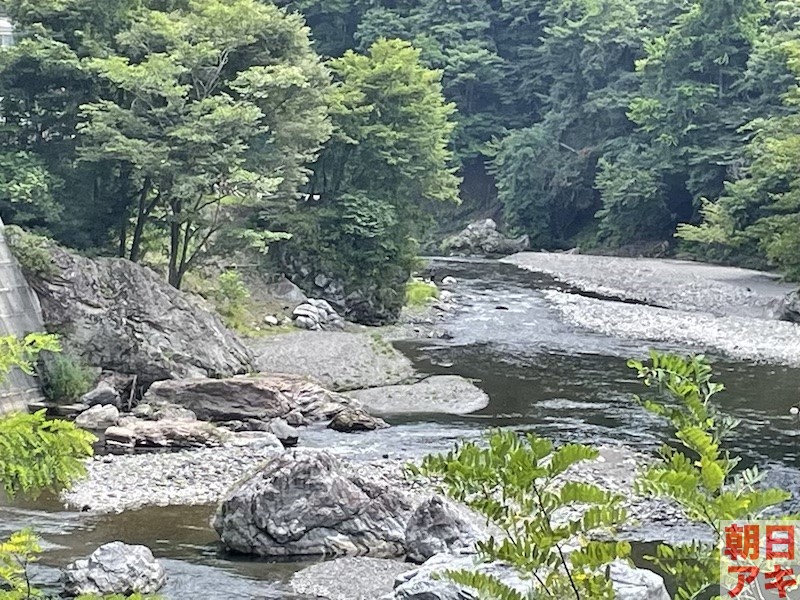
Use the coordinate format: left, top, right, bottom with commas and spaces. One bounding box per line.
629, 351, 791, 599
405, 279, 439, 307
410, 430, 630, 599
212, 270, 252, 334
39, 353, 94, 403
3, 225, 58, 278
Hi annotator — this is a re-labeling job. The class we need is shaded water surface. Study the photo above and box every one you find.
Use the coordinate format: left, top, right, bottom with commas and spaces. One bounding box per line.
4, 257, 800, 598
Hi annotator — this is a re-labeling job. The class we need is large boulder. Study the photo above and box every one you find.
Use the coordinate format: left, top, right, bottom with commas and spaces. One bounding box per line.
441, 219, 530, 258
10, 232, 253, 385
61, 542, 167, 597
384, 554, 670, 600
213, 450, 414, 557
404, 496, 490, 563
144, 373, 360, 423
75, 404, 119, 430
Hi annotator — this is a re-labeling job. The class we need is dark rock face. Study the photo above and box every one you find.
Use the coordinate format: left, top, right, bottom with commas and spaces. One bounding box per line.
61, 542, 167, 597
441, 219, 530, 257
17, 237, 253, 385
213, 451, 413, 557
144, 373, 360, 423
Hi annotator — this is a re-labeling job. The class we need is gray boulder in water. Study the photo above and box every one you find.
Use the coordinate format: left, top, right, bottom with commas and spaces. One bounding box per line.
441, 219, 530, 258
213, 450, 413, 557
61, 541, 167, 597
12, 232, 253, 385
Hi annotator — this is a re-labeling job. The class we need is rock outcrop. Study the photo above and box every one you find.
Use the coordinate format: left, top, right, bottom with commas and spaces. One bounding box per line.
385, 554, 671, 600
404, 496, 490, 563
441, 219, 530, 258
144, 373, 360, 423
61, 542, 167, 597
293, 298, 345, 330
10, 231, 253, 385
213, 451, 413, 557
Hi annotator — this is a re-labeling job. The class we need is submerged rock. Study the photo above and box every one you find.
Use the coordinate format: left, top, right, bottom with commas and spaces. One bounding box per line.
144, 373, 361, 423
13, 233, 253, 385
61, 542, 167, 597
441, 219, 530, 258
348, 376, 489, 416
213, 450, 413, 557
291, 557, 411, 600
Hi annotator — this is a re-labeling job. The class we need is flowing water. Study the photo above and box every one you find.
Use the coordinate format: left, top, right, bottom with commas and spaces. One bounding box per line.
3, 257, 800, 598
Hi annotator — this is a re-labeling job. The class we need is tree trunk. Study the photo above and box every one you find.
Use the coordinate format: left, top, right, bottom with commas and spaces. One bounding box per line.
168, 199, 182, 288
129, 177, 152, 263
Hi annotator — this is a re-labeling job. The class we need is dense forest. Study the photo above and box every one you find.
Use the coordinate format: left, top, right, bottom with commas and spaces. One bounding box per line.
3, 0, 800, 322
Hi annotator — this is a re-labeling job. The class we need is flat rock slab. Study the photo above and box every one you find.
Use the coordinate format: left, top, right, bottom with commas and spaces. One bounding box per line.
290, 557, 411, 600
348, 376, 489, 415
251, 331, 415, 391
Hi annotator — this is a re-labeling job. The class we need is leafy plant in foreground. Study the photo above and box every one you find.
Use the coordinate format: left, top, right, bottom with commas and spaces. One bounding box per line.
411, 430, 631, 599
629, 352, 791, 600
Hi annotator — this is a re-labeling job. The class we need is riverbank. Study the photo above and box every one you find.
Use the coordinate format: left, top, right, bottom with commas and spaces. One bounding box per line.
504, 252, 800, 365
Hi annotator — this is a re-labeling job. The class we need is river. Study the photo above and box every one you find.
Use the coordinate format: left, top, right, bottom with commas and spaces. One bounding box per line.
3, 256, 800, 598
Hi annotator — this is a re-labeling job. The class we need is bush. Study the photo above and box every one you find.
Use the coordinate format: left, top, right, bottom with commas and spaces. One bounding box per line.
405, 278, 439, 307
39, 353, 94, 403
410, 430, 630, 599
211, 270, 252, 334
629, 351, 791, 599
4, 225, 58, 278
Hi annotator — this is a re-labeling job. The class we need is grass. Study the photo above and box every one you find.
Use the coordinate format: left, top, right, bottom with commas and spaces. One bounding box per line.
405, 279, 439, 307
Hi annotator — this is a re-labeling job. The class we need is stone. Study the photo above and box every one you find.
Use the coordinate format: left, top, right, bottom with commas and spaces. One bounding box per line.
269, 417, 299, 447
385, 554, 670, 600
262, 275, 308, 307
144, 374, 360, 423
293, 299, 346, 331
314, 273, 329, 288
291, 557, 411, 600
441, 276, 457, 287
328, 407, 389, 432
17, 235, 253, 385
132, 403, 155, 419
264, 315, 280, 327
284, 409, 308, 427
75, 404, 120, 430
404, 496, 489, 563
213, 451, 414, 557
440, 219, 530, 258
80, 382, 120, 408
153, 404, 197, 421
778, 290, 800, 323
124, 419, 226, 448
61, 542, 167, 597
348, 376, 489, 416
293, 303, 321, 320
104, 425, 135, 448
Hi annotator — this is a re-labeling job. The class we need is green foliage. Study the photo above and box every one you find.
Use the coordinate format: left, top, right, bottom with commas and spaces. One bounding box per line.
281, 38, 459, 324
0, 529, 41, 600
212, 271, 251, 334
410, 430, 631, 599
39, 353, 94, 403
4, 227, 58, 279
405, 279, 439, 307
628, 351, 791, 600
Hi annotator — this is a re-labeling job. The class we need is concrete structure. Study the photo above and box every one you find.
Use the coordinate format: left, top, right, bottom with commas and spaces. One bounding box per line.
0, 219, 45, 414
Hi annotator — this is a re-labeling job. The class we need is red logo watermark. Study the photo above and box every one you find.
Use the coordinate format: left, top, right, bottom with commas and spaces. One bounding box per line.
722, 521, 800, 598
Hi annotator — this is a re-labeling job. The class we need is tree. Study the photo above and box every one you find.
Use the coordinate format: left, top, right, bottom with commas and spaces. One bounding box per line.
77, 0, 331, 288
0, 333, 95, 599
281, 38, 459, 324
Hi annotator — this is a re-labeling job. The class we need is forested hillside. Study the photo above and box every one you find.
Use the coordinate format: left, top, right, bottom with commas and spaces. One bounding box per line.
3, 0, 800, 323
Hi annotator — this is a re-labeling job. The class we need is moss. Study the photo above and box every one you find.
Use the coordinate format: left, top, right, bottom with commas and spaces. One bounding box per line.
405, 278, 439, 307
4, 226, 58, 278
